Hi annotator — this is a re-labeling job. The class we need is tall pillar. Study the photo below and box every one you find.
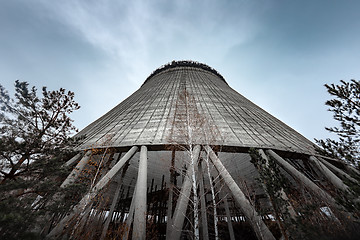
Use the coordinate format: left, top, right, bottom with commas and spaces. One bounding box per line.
345, 164, 360, 176
63, 152, 82, 167
122, 184, 137, 240
166, 150, 176, 237
47, 146, 138, 239
204, 146, 276, 240
309, 156, 349, 192
92, 146, 138, 193
258, 149, 297, 219
100, 180, 123, 240
223, 196, 235, 240
266, 150, 337, 205
317, 157, 358, 183
60, 150, 92, 188
198, 161, 209, 240
167, 145, 201, 240
132, 146, 148, 240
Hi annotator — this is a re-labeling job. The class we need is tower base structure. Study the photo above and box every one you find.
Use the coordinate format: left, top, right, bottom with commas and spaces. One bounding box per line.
45, 61, 359, 240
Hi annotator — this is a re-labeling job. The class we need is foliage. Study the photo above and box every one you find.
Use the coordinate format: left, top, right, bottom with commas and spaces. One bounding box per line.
144, 60, 226, 85
249, 149, 360, 240
249, 149, 291, 239
315, 79, 360, 167
0, 81, 81, 239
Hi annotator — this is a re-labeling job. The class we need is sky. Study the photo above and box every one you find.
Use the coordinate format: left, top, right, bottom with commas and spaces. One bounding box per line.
1, 0, 359, 142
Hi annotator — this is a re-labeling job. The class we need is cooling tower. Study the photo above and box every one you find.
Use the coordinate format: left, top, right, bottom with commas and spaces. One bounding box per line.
46, 61, 359, 240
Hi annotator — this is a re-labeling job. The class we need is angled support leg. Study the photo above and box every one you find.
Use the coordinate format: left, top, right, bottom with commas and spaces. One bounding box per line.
223, 196, 235, 240
258, 149, 297, 219
309, 156, 350, 192
217, 175, 235, 240
61, 150, 92, 188
167, 145, 201, 240
100, 180, 123, 240
40, 152, 88, 235
122, 184, 137, 240
46, 146, 138, 239
204, 146, 275, 240
63, 152, 82, 167
317, 157, 358, 183
92, 146, 138, 193
266, 150, 337, 205
345, 164, 360, 176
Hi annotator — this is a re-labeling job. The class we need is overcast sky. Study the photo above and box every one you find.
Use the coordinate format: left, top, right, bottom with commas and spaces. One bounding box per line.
1, 0, 359, 142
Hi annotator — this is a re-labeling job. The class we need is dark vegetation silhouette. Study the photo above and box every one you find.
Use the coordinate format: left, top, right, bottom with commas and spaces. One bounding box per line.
315, 79, 360, 168
0, 81, 82, 239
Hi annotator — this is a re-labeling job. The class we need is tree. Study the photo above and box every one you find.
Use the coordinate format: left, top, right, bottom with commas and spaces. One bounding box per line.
0, 81, 81, 239
315, 79, 360, 168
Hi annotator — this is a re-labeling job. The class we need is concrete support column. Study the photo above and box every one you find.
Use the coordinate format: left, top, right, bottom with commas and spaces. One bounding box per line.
89, 146, 138, 194
60, 150, 92, 188
132, 146, 148, 240
74, 203, 93, 236
345, 164, 360, 176
223, 196, 235, 240
266, 150, 336, 205
166, 150, 176, 237
204, 146, 275, 240
198, 161, 209, 240
309, 156, 349, 192
167, 145, 201, 240
63, 152, 82, 167
122, 184, 137, 240
166, 187, 174, 237
317, 157, 358, 183
100, 180, 123, 240
258, 149, 297, 219
47, 146, 138, 239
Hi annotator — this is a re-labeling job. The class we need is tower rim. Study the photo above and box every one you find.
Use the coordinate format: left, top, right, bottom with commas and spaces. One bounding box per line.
143, 60, 227, 85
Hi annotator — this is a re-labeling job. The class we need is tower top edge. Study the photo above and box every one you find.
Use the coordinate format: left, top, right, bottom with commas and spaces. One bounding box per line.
143, 60, 227, 85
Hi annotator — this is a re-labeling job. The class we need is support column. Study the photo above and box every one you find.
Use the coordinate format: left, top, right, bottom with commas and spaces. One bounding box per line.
63, 152, 82, 167
47, 146, 138, 239
266, 150, 337, 205
122, 184, 137, 240
132, 146, 148, 240
317, 157, 358, 183
198, 161, 209, 240
223, 196, 235, 240
166, 150, 176, 237
345, 164, 360, 176
320, 156, 360, 176
167, 145, 201, 240
204, 146, 275, 240
100, 180, 123, 240
309, 156, 350, 192
258, 149, 297, 219
60, 150, 92, 188
92, 146, 138, 193
74, 203, 93, 237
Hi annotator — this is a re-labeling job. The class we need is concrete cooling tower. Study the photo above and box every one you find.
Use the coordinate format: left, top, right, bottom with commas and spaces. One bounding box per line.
46, 61, 360, 240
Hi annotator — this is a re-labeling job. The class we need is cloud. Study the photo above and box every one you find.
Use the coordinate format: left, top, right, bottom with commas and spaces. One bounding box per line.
3, 0, 359, 140
19, 0, 268, 130
38, 0, 265, 83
